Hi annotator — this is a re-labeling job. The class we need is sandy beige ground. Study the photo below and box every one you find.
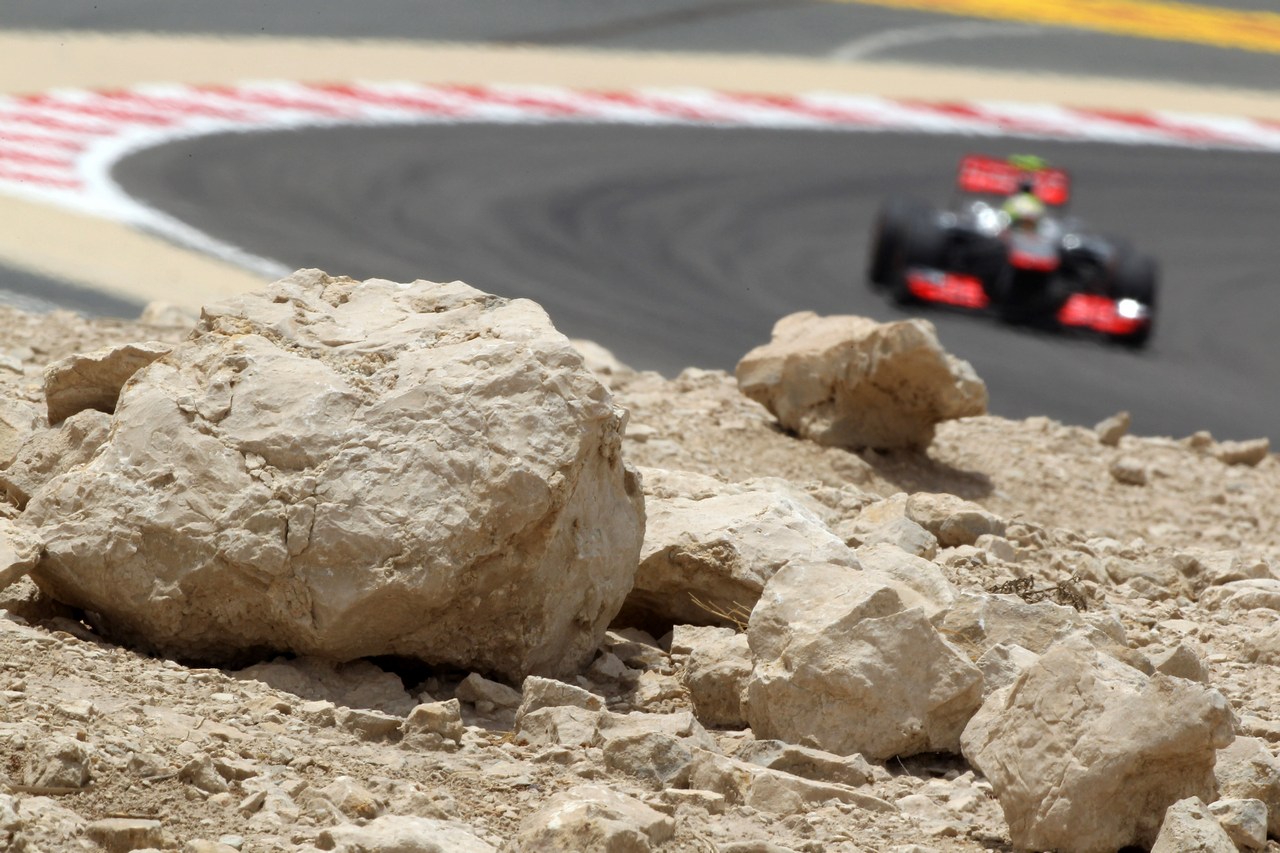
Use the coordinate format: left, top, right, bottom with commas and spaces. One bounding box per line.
3, 29, 1280, 311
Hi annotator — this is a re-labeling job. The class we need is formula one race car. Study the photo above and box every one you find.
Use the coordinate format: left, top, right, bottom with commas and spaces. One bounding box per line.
867, 154, 1157, 347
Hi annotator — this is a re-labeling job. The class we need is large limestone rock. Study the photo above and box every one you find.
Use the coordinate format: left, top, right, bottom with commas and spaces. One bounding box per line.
746, 561, 983, 761
734, 312, 987, 450
618, 472, 857, 630
961, 638, 1235, 853
22, 271, 645, 680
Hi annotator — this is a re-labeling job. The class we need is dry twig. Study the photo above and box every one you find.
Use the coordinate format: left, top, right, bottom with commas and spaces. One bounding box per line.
988, 576, 1087, 611
689, 595, 752, 632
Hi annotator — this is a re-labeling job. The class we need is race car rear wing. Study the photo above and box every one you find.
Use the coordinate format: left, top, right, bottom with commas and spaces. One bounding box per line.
957, 154, 1070, 206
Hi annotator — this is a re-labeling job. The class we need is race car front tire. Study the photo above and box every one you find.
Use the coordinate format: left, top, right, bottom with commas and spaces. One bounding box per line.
868, 196, 929, 288
888, 210, 946, 305
1111, 250, 1158, 348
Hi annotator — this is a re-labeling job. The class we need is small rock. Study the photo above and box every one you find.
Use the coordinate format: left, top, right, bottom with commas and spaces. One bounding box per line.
515, 676, 604, 729
1215, 736, 1280, 837
1207, 798, 1267, 851
1095, 411, 1130, 446
178, 753, 229, 795
1151, 642, 1210, 683
1185, 430, 1216, 450
687, 750, 895, 817
1110, 455, 1149, 486
455, 673, 522, 709
23, 735, 92, 789
735, 312, 987, 450
656, 788, 727, 815
748, 561, 982, 761
336, 707, 403, 741
587, 652, 631, 682
86, 818, 165, 853
401, 699, 465, 749
514, 706, 602, 750
1214, 438, 1270, 467
513, 784, 674, 851
317, 815, 496, 852
139, 301, 199, 328
905, 492, 1006, 547
1150, 797, 1236, 853
733, 740, 874, 788
856, 515, 939, 559
1201, 579, 1280, 612
602, 730, 696, 790
57, 699, 95, 721
297, 699, 337, 726
183, 841, 241, 853
313, 776, 384, 821
962, 638, 1234, 852
679, 625, 751, 729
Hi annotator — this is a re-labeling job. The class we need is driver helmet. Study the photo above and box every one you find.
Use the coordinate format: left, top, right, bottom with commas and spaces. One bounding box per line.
1004, 192, 1045, 230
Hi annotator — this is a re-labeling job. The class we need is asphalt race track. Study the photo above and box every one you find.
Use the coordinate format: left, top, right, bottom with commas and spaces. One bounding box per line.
9, 0, 1279, 90
9, 1, 1280, 442
114, 122, 1280, 442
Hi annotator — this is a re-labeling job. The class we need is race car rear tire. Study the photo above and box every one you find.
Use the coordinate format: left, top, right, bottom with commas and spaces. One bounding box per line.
1111, 250, 1158, 348
889, 210, 946, 305
868, 196, 929, 288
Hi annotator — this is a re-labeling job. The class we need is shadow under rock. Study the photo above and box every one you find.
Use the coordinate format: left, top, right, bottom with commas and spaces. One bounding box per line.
856, 446, 993, 502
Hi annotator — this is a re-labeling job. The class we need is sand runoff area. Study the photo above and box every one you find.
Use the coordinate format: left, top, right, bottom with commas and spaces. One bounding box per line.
3, 30, 1280, 309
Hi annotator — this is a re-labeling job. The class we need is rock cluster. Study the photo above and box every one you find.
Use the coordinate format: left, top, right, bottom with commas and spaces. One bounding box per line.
0, 272, 1278, 852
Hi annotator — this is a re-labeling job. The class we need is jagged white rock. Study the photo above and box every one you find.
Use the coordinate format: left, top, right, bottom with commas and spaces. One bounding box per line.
747, 561, 983, 761
962, 638, 1235, 853
22, 271, 645, 680
621, 472, 856, 630
735, 311, 987, 450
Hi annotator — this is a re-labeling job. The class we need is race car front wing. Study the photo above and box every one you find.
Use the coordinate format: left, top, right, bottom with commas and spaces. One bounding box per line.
905, 268, 1152, 337
1055, 293, 1151, 336
905, 269, 990, 309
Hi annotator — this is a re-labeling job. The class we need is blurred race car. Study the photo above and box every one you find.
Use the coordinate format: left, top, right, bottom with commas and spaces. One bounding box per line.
866, 154, 1157, 348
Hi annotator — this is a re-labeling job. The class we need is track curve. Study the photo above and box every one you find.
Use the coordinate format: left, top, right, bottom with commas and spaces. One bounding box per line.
114, 122, 1280, 442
